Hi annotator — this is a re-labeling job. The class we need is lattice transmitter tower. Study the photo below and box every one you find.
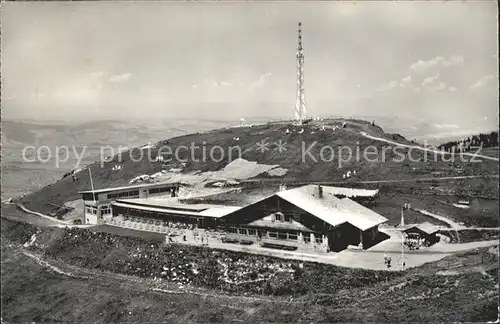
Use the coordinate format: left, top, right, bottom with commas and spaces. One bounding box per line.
295, 22, 307, 124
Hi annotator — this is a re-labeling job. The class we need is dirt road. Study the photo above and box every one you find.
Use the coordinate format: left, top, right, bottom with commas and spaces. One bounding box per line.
414, 209, 463, 229
240, 174, 499, 186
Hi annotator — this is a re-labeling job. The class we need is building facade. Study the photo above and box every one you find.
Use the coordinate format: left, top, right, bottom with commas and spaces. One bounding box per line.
403, 222, 440, 247
78, 182, 179, 224
219, 186, 385, 252
100, 184, 388, 253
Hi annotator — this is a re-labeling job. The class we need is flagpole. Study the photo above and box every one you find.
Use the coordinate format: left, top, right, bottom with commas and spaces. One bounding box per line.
401, 206, 405, 271
89, 167, 96, 204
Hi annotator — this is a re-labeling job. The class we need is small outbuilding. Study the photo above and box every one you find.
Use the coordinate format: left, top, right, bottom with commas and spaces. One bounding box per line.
403, 222, 440, 247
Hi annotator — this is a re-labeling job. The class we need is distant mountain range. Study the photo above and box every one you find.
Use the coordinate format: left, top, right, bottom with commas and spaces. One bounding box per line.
0, 119, 232, 149
2, 116, 496, 149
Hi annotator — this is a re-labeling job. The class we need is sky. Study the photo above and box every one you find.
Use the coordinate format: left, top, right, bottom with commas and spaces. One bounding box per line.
1, 1, 498, 130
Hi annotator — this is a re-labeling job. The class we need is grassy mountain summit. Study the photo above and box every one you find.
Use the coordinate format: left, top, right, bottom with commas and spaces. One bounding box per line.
17, 118, 498, 227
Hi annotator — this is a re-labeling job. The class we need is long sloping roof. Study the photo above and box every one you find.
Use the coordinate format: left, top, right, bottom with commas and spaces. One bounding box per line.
276, 186, 347, 227
321, 186, 379, 198
198, 206, 242, 217
276, 185, 387, 231
111, 200, 241, 218
112, 201, 202, 217
116, 198, 212, 211
334, 198, 388, 231
78, 181, 179, 194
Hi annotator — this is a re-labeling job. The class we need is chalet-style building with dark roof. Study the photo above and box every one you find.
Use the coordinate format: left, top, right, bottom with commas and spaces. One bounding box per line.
220, 185, 387, 252
92, 184, 388, 253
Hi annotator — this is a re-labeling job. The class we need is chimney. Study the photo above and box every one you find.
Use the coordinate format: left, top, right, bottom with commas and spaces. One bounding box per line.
316, 185, 323, 199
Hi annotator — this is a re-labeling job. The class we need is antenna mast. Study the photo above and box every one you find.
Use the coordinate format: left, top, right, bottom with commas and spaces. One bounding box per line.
295, 22, 307, 124
89, 167, 96, 204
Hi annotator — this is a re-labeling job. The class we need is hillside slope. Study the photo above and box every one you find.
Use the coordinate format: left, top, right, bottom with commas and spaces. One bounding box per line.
1, 118, 234, 200
2, 218, 499, 323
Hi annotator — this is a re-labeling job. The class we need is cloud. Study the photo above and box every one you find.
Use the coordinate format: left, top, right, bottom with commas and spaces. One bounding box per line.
376, 80, 398, 92
410, 57, 443, 72
435, 124, 459, 129
201, 79, 233, 88
192, 84, 197, 89
421, 72, 440, 87
248, 72, 272, 90
108, 72, 132, 83
470, 75, 494, 89
377, 54, 463, 93
3, 3, 495, 124
448, 86, 457, 92
402, 75, 412, 83
442, 55, 464, 66
410, 55, 463, 73
427, 82, 447, 92
203, 79, 220, 87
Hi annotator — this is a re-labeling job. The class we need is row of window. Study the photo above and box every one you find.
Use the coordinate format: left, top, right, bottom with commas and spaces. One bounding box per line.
117, 208, 198, 223
85, 205, 111, 215
228, 227, 258, 236
85, 186, 177, 201
273, 212, 293, 223
227, 227, 323, 244
268, 231, 298, 241
105, 186, 173, 199
148, 187, 172, 194
107, 190, 139, 199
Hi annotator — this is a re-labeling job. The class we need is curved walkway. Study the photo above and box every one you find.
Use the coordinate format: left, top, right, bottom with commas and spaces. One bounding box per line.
3, 203, 95, 229
240, 174, 499, 186
414, 208, 462, 229
16, 203, 70, 225
414, 208, 499, 231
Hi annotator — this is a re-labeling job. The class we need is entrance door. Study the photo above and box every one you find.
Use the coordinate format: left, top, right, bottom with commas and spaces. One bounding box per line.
327, 231, 335, 251
330, 229, 350, 252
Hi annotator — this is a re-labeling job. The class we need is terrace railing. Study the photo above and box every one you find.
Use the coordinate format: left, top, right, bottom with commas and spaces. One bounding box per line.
260, 237, 299, 248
